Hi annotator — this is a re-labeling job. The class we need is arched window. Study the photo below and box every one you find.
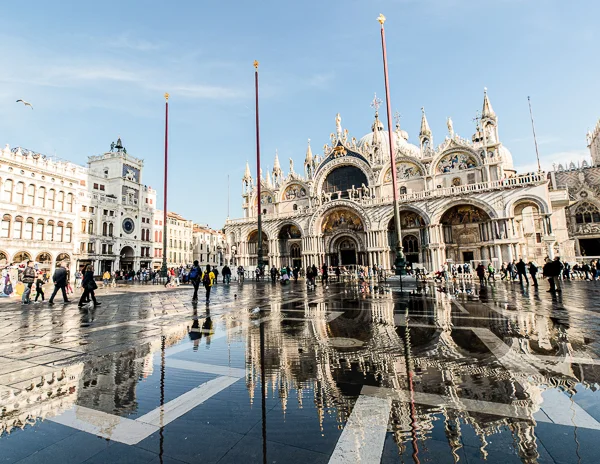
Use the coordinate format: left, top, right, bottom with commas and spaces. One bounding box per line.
81, 219, 86, 233
88, 220, 94, 235
47, 189, 55, 209
13, 216, 23, 239
293, 204, 298, 211
46, 220, 54, 241
323, 166, 368, 197
26, 184, 35, 205
65, 223, 73, 243
37, 186, 46, 207
66, 193, 73, 212
3, 179, 13, 202
56, 221, 64, 242
108, 223, 114, 236
402, 235, 419, 254
102, 222, 108, 236
1, 214, 11, 238
35, 219, 44, 240
103, 168, 109, 179
399, 186, 407, 195
15, 182, 25, 204
57, 191, 65, 211
575, 202, 600, 224
24, 218, 34, 240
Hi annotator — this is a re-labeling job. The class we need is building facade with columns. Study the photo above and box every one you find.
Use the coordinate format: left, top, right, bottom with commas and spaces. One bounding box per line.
225, 90, 572, 271
0, 139, 158, 275
547, 119, 600, 259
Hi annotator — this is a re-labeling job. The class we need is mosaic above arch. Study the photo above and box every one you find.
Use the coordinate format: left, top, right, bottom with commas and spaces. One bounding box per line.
440, 205, 490, 225
436, 152, 477, 174
383, 162, 423, 183
322, 208, 364, 233
254, 192, 274, 206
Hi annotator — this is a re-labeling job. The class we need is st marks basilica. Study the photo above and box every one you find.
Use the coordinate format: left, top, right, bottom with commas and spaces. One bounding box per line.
225, 90, 574, 271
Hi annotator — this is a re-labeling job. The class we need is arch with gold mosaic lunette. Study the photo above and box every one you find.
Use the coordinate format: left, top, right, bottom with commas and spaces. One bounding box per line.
432, 147, 480, 175
379, 158, 426, 185
280, 183, 308, 202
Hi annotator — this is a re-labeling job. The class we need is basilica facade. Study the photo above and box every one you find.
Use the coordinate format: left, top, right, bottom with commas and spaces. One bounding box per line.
225, 90, 573, 271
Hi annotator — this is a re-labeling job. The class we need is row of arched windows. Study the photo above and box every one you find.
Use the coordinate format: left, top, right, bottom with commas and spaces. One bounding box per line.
2, 180, 74, 212
80, 220, 117, 237
0, 214, 73, 242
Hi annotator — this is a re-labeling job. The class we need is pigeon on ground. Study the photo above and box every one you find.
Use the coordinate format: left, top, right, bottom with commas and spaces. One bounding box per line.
16, 99, 33, 109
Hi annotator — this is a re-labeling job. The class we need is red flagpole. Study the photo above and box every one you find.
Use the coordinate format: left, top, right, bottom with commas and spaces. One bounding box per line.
378, 14, 405, 276
254, 60, 263, 273
162, 93, 169, 276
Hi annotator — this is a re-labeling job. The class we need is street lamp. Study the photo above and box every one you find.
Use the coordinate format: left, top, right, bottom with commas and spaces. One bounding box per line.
377, 14, 406, 276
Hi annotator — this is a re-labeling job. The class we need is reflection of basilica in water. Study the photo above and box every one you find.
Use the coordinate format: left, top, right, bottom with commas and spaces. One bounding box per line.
238, 288, 598, 461
225, 91, 574, 271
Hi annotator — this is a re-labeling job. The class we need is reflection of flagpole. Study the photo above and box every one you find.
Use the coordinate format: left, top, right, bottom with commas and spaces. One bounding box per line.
403, 308, 420, 463
260, 318, 267, 464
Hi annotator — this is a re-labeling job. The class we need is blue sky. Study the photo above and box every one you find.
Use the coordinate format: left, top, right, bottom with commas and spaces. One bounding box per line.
1, 0, 598, 228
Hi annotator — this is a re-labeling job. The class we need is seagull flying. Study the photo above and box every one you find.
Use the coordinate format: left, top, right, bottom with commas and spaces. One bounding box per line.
16, 99, 33, 110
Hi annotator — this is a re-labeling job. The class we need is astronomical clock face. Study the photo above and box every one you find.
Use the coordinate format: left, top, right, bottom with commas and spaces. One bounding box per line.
122, 218, 135, 234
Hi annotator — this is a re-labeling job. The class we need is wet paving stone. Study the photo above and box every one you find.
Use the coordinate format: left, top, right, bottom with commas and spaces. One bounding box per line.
1, 279, 600, 462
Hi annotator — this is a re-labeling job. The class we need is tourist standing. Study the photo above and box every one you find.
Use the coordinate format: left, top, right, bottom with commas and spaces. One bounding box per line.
293, 267, 299, 282
543, 258, 556, 293
79, 265, 100, 307
103, 270, 111, 288
270, 266, 278, 283
335, 266, 341, 282
322, 263, 329, 286
48, 263, 70, 305
476, 263, 486, 285
21, 260, 36, 305
222, 265, 231, 284
65, 269, 74, 295
201, 265, 215, 303
516, 259, 528, 285
189, 260, 202, 302
552, 257, 564, 293
212, 267, 219, 284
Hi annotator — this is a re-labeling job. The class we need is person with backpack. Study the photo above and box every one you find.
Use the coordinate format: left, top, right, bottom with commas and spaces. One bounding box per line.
201, 265, 216, 303
21, 260, 36, 305
189, 260, 202, 302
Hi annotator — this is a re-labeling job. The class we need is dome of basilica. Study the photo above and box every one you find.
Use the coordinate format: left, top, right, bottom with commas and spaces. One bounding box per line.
497, 144, 514, 171
357, 128, 421, 160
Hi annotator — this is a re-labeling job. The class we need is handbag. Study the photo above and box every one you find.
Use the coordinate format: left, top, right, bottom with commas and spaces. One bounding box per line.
86, 280, 98, 291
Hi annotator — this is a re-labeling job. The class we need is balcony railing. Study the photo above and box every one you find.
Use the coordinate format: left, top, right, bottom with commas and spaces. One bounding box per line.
226, 172, 547, 225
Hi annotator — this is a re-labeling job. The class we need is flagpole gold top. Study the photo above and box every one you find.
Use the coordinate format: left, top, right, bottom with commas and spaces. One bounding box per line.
164, 92, 169, 101
253, 60, 259, 69
377, 13, 386, 25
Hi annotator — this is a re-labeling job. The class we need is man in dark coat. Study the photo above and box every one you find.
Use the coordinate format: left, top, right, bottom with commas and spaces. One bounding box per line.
48, 263, 70, 304
516, 259, 528, 285
528, 262, 539, 287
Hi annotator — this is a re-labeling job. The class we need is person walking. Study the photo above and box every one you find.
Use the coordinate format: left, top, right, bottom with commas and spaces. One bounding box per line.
583, 261, 592, 281
212, 267, 219, 285
270, 266, 278, 283
21, 260, 36, 305
48, 263, 70, 305
552, 257, 564, 293
516, 259, 529, 285
201, 265, 215, 303
563, 262, 571, 281
528, 262, 539, 287
34, 271, 45, 302
78, 265, 100, 307
292, 267, 299, 282
222, 265, 231, 284
189, 260, 202, 302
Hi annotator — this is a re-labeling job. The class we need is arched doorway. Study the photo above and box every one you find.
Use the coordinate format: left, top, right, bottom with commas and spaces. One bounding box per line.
322, 207, 366, 266
440, 204, 492, 265
13, 251, 31, 264
120, 246, 135, 271
388, 211, 427, 267
36, 252, 52, 270
56, 253, 71, 267
514, 201, 546, 261
278, 224, 302, 269
0, 251, 8, 267
248, 230, 269, 267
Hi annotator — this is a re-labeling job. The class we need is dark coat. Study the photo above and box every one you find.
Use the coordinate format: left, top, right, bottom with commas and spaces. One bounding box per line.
53, 267, 67, 286
81, 271, 94, 289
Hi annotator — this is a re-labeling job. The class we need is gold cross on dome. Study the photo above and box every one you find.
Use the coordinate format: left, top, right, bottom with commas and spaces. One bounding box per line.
370, 93, 382, 112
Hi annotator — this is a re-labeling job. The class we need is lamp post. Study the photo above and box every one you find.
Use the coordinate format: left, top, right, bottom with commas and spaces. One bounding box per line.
377, 14, 405, 275
161, 93, 169, 278
254, 60, 264, 275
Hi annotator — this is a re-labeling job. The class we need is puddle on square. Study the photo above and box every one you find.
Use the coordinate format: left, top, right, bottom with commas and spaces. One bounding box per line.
1, 281, 600, 462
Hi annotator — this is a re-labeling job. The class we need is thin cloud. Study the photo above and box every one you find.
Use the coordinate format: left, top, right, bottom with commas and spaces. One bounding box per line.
106, 35, 163, 52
